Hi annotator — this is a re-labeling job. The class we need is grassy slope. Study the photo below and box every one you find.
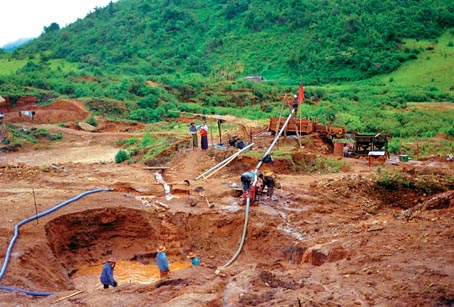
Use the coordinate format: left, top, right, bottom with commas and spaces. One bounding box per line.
374, 30, 454, 93
0, 59, 27, 75
0, 58, 80, 75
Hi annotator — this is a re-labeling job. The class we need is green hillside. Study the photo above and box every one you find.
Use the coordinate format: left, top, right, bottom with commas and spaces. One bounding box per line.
5, 0, 454, 83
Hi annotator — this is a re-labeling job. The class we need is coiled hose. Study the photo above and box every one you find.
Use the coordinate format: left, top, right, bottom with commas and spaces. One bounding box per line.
0, 188, 111, 296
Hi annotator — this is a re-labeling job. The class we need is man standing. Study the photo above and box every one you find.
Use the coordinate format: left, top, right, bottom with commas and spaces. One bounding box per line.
189, 122, 198, 150
100, 258, 118, 289
199, 120, 209, 150
156, 245, 170, 279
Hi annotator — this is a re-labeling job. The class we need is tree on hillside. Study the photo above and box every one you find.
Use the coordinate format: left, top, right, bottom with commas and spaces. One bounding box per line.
44, 23, 60, 34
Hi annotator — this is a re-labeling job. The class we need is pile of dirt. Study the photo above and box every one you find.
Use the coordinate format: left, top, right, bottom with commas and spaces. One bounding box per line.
2, 100, 90, 124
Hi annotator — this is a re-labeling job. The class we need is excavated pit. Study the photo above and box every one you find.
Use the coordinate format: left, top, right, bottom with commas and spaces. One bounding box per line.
41, 206, 303, 290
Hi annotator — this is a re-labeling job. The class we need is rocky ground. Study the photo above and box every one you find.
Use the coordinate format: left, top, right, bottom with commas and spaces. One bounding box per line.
0, 101, 453, 307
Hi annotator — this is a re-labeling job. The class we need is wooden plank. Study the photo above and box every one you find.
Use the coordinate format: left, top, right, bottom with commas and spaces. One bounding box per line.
143, 166, 169, 170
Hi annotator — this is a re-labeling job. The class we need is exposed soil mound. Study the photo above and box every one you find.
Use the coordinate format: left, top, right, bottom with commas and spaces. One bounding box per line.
4, 100, 90, 124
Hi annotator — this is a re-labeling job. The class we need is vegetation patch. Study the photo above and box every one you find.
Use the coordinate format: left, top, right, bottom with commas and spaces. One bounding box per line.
373, 168, 454, 208
6, 125, 62, 147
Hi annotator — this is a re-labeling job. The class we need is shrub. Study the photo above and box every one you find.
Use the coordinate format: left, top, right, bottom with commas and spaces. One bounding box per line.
85, 113, 98, 126
115, 150, 129, 163
140, 132, 155, 149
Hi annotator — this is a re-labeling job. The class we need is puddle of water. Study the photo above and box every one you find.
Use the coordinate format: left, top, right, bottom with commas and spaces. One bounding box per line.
71, 260, 191, 289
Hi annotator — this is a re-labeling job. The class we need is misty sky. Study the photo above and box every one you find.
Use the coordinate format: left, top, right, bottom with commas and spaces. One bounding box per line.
0, 0, 118, 47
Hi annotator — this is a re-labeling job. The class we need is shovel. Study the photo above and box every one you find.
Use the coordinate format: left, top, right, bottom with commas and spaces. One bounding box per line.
199, 192, 214, 208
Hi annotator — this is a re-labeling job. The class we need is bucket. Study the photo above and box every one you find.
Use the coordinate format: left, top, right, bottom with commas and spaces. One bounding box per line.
399, 155, 409, 162
334, 142, 344, 157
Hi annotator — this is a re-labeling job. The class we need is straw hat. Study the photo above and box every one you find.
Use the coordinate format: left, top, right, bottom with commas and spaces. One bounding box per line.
107, 258, 116, 264
157, 245, 166, 252
265, 171, 273, 177
187, 252, 196, 259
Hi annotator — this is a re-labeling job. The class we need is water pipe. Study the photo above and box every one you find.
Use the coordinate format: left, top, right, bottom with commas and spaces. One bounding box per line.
215, 196, 251, 274
195, 143, 254, 181
0, 188, 111, 296
216, 108, 296, 273
255, 108, 296, 173
0, 285, 53, 297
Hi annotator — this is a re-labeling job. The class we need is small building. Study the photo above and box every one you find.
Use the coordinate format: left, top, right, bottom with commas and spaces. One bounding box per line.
244, 76, 264, 82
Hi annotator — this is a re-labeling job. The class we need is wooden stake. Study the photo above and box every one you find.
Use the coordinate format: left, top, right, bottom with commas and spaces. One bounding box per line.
52, 290, 84, 304
32, 188, 38, 225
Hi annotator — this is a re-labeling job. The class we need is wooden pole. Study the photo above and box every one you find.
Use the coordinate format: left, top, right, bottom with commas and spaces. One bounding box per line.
195, 143, 254, 180
275, 95, 287, 148
276, 95, 286, 133
290, 112, 302, 148
204, 153, 240, 180
209, 117, 213, 149
32, 188, 38, 225
217, 120, 222, 144
52, 290, 84, 303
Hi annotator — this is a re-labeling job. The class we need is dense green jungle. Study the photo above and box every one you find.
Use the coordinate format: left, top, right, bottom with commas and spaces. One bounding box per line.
0, 0, 453, 157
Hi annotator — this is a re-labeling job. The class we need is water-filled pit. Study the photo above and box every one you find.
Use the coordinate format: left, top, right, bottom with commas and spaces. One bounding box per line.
71, 260, 192, 289
41, 206, 297, 291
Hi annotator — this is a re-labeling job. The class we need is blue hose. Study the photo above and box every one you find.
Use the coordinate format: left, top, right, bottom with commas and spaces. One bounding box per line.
0, 188, 111, 296
0, 285, 53, 296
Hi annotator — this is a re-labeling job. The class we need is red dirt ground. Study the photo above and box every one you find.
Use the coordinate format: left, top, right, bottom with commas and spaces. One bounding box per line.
0, 100, 453, 307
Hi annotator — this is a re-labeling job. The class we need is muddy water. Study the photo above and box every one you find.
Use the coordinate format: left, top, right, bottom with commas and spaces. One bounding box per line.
71, 260, 191, 290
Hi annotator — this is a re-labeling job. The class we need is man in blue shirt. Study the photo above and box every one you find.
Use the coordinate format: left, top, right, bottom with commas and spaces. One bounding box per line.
156, 246, 170, 279
240, 171, 255, 193
100, 258, 118, 289
240, 171, 259, 204
187, 252, 201, 266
